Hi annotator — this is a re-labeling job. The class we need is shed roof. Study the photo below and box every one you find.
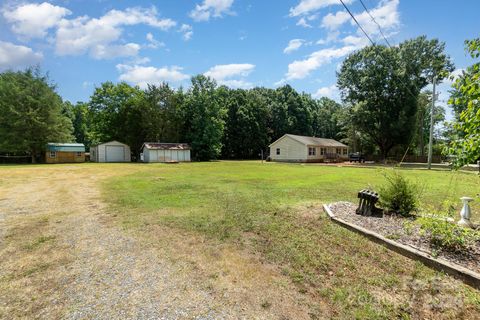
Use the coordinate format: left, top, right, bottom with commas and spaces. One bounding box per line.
270, 134, 347, 148
91, 140, 129, 147
46, 143, 85, 152
142, 143, 191, 150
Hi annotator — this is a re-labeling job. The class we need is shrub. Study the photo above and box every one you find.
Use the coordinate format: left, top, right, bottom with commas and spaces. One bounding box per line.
379, 171, 419, 216
417, 218, 480, 252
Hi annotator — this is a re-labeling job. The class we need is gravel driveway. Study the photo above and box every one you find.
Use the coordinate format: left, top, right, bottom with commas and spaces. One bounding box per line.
0, 165, 312, 319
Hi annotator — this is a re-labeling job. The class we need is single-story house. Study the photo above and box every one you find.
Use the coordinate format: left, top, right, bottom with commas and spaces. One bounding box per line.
141, 143, 191, 163
45, 143, 85, 164
90, 140, 131, 162
269, 134, 348, 163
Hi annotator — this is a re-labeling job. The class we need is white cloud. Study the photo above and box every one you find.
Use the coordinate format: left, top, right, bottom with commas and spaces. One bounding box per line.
2, 2, 71, 39
55, 7, 176, 58
341, 35, 370, 47
90, 43, 140, 59
0, 41, 43, 71
82, 81, 92, 89
296, 17, 312, 28
289, 0, 352, 17
443, 68, 465, 86
117, 64, 189, 88
218, 79, 253, 89
316, 30, 340, 45
321, 10, 350, 30
179, 24, 193, 41
190, 0, 234, 22
313, 84, 339, 99
285, 45, 356, 80
146, 32, 165, 49
284, 39, 304, 54
204, 63, 255, 88
354, 0, 400, 36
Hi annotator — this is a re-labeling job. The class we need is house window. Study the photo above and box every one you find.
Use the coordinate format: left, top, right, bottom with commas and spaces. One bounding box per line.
308, 147, 316, 156
320, 148, 326, 155
343, 148, 348, 155
336, 148, 341, 154
49, 151, 56, 158
276, 148, 281, 155
76, 152, 82, 157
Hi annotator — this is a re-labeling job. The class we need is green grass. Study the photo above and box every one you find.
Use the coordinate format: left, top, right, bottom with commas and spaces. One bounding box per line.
104, 161, 480, 318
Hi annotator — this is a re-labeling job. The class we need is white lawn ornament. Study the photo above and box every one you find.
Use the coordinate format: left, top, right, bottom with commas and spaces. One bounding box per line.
458, 197, 474, 228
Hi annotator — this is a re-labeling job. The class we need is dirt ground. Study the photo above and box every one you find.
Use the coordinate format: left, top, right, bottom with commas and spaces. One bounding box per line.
0, 164, 316, 319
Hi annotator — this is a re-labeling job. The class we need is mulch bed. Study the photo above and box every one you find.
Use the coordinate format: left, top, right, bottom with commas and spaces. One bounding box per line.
329, 201, 480, 274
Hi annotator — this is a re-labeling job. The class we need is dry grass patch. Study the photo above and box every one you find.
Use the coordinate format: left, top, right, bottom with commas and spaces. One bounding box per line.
0, 213, 74, 319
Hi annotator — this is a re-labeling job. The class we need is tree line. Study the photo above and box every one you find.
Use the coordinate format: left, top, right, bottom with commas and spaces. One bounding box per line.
1, 36, 478, 164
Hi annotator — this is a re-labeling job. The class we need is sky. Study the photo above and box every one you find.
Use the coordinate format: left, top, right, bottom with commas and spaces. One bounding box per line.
1, 0, 479, 118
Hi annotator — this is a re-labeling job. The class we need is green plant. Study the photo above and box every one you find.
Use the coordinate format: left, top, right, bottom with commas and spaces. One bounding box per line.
417, 217, 480, 252
379, 171, 420, 216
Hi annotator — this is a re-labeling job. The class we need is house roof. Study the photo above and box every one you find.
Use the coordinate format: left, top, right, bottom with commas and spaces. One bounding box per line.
269, 134, 347, 148
141, 143, 191, 150
46, 143, 85, 152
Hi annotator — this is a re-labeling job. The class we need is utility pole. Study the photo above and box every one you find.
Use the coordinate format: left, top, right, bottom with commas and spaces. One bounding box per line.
427, 76, 436, 169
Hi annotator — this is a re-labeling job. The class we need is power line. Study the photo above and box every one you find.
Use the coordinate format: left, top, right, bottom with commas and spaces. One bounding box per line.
338, 0, 375, 45
358, 0, 392, 48
338, 0, 426, 166
338, 0, 418, 101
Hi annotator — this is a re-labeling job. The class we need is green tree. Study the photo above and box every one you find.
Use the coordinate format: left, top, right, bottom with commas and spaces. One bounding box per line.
337, 36, 453, 159
221, 88, 270, 159
447, 38, 480, 167
311, 97, 344, 140
67, 101, 92, 148
415, 92, 445, 156
0, 68, 73, 162
88, 81, 144, 151
143, 83, 184, 143
183, 75, 225, 160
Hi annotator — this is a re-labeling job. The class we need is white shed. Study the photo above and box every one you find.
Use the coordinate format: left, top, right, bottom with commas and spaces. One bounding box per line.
269, 134, 348, 163
90, 140, 131, 162
141, 143, 191, 163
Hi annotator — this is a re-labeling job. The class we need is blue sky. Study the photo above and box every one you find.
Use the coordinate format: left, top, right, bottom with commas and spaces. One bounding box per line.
1, 0, 479, 117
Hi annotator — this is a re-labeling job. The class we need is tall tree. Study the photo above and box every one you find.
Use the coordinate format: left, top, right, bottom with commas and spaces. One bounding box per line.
311, 97, 344, 140
66, 101, 92, 148
0, 68, 73, 162
337, 37, 454, 159
414, 92, 445, 156
88, 81, 144, 151
183, 75, 225, 160
221, 88, 270, 159
143, 83, 184, 143
447, 38, 480, 167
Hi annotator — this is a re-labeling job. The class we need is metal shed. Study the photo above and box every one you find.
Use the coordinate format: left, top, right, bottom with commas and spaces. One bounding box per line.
141, 143, 191, 163
90, 140, 131, 162
45, 143, 85, 163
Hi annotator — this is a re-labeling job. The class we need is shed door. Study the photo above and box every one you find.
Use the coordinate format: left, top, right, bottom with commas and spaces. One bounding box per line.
105, 145, 125, 162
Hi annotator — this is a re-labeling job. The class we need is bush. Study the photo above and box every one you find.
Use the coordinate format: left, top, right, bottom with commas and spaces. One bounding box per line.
379, 171, 419, 216
417, 218, 479, 252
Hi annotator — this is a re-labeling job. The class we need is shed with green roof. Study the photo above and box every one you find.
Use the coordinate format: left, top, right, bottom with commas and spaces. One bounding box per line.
45, 143, 85, 163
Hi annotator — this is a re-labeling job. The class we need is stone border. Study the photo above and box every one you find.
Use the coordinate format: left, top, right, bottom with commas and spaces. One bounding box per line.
323, 203, 480, 289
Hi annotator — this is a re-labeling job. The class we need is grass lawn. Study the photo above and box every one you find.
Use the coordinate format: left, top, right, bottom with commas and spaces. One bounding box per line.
104, 161, 480, 319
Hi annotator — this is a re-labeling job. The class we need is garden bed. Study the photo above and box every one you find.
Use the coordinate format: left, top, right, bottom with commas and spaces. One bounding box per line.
329, 202, 480, 274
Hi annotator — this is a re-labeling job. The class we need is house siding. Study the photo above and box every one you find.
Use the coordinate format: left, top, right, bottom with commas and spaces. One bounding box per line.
269, 136, 308, 162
